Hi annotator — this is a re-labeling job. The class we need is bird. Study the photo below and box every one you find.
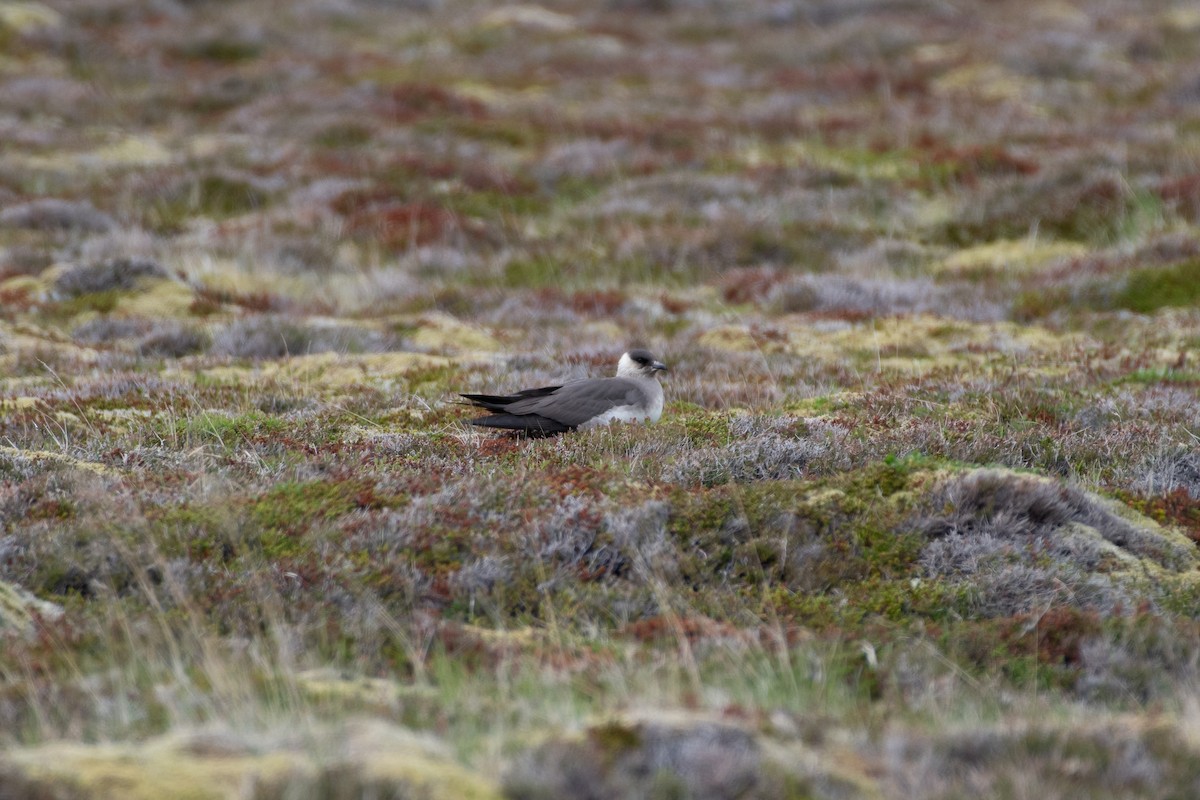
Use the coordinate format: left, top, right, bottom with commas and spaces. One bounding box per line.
460, 349, 668, 436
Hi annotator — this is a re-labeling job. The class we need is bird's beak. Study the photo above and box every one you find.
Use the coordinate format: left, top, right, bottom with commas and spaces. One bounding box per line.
651, 361, 668, 372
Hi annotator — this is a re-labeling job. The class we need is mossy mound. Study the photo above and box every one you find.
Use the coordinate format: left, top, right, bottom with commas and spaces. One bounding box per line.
505, 710, 880, 800
1115, 259, 1200, 313
395, 311, 502, 355
0, 721, 500, 800
911, 467, 1200, 617
881, 716, 1200, 799
506, 709, 1200, 799
0, 2, 62, 34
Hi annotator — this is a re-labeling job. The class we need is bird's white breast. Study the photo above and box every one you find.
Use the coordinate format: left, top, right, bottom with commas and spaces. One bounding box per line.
579, 379, 663, 429
645, 382, 664, 421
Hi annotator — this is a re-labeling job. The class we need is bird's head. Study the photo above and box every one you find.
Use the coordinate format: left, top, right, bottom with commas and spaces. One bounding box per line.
617, 349, 668, 379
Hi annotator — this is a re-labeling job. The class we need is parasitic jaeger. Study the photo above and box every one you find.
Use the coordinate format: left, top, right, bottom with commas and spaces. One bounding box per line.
460, 349, 668, 436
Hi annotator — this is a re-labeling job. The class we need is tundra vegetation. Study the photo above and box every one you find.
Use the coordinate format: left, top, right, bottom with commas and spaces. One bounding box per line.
2, 0, 1200, 797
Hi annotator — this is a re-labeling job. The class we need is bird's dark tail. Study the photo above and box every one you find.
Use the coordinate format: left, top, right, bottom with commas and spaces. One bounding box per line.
459, 393, 515, 413
459, 385, 562, 413
468, 413, 572, 436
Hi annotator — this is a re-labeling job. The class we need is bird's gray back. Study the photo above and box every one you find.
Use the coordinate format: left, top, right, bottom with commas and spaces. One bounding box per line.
507, 377, 649, 427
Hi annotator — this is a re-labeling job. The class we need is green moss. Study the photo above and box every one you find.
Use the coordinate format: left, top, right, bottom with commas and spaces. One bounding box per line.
53, 290, 120, 315
1114, 259, 1200, 313
679, 411, 732, 446
588, 720, 642, 752
938, 181, 1156, 247
502, 255, 569, 289
648, 770, 689, 800
175, 410, 287, 449
181, 37, 263, 63
149, 175, 274, 230
1012, 286, 1070, 320
666, 487, 735, 541
155, 503, 239, 562
1119, 367, 1200, 385
853, 525, 925, 579
843, 455, 929, 503
451, 27, 505, 56
196, 174, 272, 216
445, 188, 545, 220
846, 577, 968, 622
500, 255, 694, 289
250, 478, 383, 543
439, 117, 536, 148
312, 123, 374, 148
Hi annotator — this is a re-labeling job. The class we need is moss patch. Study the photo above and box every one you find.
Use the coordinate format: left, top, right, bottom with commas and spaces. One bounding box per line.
0, 722, 500, 800
1115, 260, 1200, 313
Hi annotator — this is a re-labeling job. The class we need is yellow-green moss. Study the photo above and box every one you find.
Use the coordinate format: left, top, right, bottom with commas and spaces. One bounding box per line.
185, 351, 453, 396
14, 135, 173, 173
0, 445, 113, 475
0, 722, 501, 800
400, 312, 501, 354
478, 5, 577, 33
0, 1, 60, 33
938, 238, 1087, 275
699, 316, 1085, 374
1115, 259, 1200, 313
933, 62, 1037, 103
114, 280, 195, 318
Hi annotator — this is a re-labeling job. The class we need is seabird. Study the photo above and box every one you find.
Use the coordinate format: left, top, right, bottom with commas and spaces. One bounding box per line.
461, 349, 668, 436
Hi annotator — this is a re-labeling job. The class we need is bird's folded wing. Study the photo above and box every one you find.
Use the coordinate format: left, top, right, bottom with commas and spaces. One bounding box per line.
507, 378, 647, 427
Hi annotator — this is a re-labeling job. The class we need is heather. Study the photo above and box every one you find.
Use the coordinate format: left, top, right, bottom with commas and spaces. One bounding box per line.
3, 0, 1200, 796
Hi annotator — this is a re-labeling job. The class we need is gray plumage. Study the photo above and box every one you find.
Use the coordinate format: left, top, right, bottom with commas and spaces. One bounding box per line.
461, 349, 668, 436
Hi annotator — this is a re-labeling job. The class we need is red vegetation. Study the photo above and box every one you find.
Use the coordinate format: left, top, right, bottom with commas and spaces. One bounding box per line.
622, 613, 744, 644
388, 154, 534, 195
0, 284, 36, 312
772, 65, 931, 98
1021, 607, 1103, 666
343, 196, 463, 247
377, 82, 488, 124
956, 607, 1103, 671
720, 266, 785, 304
477, 437, 522, 457
1157, 173, 1200, 220
1116, 488, 1200, 545
658, 293, 691, 314
529, 288, 631, 316
569, 289, 627, 316
546, 464, 609, 500
191, 285, 281, 312
916, 141, 1040, 186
